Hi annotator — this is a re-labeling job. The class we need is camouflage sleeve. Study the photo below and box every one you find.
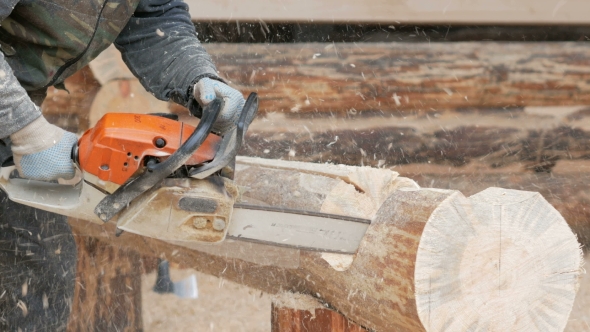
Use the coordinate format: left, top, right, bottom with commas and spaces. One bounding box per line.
0, 0, 42, 138
114, 0, 221, 108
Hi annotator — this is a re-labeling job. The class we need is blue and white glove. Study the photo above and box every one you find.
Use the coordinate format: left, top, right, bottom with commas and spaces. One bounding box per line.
193, 77, 246, 134
10, 116, 77, 181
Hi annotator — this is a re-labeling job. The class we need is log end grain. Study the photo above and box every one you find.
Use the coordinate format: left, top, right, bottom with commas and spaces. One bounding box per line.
415, 187, 583, 331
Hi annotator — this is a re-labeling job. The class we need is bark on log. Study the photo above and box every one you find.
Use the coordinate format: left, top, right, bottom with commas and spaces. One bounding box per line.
48, 43, 590, 129
67, 236, 143, 331
205, 42, 590, 114
271, 303, 366, 332
42, 67, 100, 133
69, 157, 583, 331
242, 106, 590, 171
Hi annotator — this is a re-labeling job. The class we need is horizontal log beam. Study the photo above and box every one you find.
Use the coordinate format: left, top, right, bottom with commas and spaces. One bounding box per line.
242, 105, 590, 171
205, 42, 590, 113
185, 0, 590, 24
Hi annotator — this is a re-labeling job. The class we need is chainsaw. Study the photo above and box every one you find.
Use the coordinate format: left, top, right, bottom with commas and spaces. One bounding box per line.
0, 93, 370, 253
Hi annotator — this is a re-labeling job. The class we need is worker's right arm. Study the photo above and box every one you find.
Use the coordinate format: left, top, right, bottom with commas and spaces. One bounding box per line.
0, 1, 77, 181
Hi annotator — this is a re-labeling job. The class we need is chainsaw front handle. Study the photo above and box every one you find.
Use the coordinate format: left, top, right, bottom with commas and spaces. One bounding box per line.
189, 92, 259, 179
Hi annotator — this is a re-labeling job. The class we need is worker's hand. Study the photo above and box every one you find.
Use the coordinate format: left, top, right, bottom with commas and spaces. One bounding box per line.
193, 77, 245, 134
10, 116, 77, 181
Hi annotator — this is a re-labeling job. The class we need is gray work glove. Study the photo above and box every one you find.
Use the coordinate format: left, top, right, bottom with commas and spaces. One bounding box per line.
10, 116, 77, 181
193, 77, 246, 134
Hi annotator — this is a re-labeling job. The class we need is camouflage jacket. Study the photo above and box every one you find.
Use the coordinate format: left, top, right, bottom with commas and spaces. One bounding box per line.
0, 0, 220, 138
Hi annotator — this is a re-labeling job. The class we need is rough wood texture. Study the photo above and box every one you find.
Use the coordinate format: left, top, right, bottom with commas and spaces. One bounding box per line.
67, 236, 143, 332
206, 43, 590, 114
58, 43, 590, 126
243, 106, 590, 170
271, 304, 366, 332
185, 0, 590, 24
69, 158, 583, 331
56, 44, 587, 330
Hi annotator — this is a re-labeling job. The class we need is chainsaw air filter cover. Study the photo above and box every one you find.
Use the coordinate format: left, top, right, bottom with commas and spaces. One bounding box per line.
77, 113, 221, 185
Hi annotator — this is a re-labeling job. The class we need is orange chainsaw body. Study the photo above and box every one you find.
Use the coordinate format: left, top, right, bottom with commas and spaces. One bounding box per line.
77, 113, 221, 185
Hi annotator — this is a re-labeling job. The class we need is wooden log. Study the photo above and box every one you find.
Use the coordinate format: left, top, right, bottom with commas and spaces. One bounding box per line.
87, 45, 170, 128
204, 42, 590, 114
59, 44, 588, 329
69, 157, 583, 331
67, 236, 143, 331
242, 106, 590, 171
63, 43, 590, 126
185, 0, 590, 24
271, 303, 366, 332
41, 66, 101, 133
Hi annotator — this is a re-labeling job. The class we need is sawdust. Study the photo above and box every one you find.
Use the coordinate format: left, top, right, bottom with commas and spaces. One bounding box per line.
271, 292, 323, 315
321, 252, 355, 271
142, 269, 271, 332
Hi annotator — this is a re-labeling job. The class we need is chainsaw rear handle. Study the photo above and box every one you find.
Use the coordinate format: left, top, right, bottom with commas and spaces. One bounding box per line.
94, 98, 223, 222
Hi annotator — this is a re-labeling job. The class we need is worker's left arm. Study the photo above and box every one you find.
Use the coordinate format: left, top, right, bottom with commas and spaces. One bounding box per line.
114, 0, 244, 133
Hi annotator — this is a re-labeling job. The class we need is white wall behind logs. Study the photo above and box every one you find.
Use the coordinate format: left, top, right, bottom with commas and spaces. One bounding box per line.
185, 0, 590, 24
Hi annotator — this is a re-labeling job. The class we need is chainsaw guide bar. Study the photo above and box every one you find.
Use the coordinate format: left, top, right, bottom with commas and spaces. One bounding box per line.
229, 204, 370, 253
